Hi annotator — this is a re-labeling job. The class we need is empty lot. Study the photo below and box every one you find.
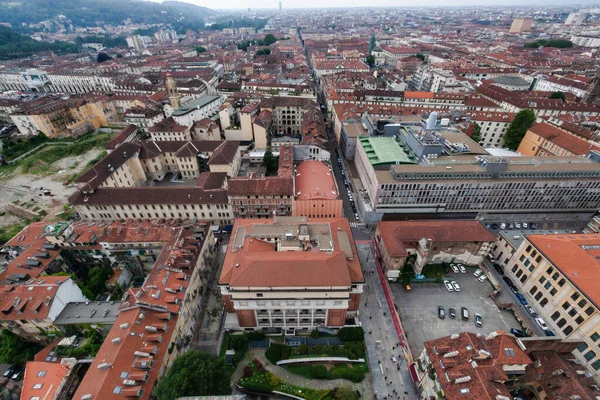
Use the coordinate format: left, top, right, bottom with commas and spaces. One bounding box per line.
391, 269, 521, 357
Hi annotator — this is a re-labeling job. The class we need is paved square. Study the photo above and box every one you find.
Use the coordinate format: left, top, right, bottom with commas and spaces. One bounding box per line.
390, 270, 521, 357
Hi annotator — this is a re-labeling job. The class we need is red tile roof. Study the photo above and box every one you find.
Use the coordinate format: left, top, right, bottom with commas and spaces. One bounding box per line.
22, 361, 73, 400
295, 160, 339, 200
528, 122, 600, 155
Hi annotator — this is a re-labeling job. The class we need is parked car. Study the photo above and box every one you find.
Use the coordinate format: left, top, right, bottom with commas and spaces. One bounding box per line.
461, 307, 469, 321
535, 318, 548, 331
449, 308, 456, 319
474, 313, 483, 327
486, 254, 496, 263
443, 280, 454, 292
509, 285, 519, 294
530, 223, 537, 229
524, 305, 538, 317
11, 366, 23, 380
491, 223, 498, 230
515, 222, 521, 229
438, 306, 445, 319
493, 264, 505, 276
450, 264, 460, 273
500, 223, 506, 229
545, 330, 556, 337
354, 213, 360, 221
473, 269, 483, 278
390, 355, 398, 362
522, 222, 528, 229
451, 281, 461, 292
503, 276, 515, 287
515, 293, 528, 305
2, 365, 15, 378
510, 328, 528, 338
478, 274, 488, 283
458, 264, 466, 274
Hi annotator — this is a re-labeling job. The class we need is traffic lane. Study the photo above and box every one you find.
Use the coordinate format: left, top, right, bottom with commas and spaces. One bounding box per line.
483, 259, 547, 337
330, 153, 358, 220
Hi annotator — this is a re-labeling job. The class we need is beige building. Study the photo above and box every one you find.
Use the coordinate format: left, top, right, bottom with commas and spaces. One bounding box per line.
492, 232, 600, 378
509, 18, 533, 33
219, 217, 364, 332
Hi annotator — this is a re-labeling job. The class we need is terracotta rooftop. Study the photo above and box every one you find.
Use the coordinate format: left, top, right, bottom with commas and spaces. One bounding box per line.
527, 122, 600, 155
22, 360, 73, 400
295, 160, 339, 200
208, 141, 240, 165
526, 233, 600, 309
377, 220, 496, 257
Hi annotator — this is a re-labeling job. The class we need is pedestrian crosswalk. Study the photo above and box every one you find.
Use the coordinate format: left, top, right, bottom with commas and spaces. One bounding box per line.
350, 222, 359, 228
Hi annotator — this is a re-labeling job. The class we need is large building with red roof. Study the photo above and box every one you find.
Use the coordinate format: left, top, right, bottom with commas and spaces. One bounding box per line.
293, 160, 343, 218
219, 216, 363, 331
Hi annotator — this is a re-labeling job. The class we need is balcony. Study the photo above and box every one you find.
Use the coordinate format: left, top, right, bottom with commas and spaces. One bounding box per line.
257, 311, 269, 317
272, 312, 283, 317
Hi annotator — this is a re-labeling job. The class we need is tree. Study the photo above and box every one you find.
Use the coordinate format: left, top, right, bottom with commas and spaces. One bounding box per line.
549, 91, 566, 102
366, 54, 375, 66
195, 46, 207, 53
368, 33, 376, 54
115, 53, 123, 58
255, 48, 271, 56
155, 351, 230, 400
337, 327, 364, 342
263, 34, 277, 46
503, 109, 536, 150
0, 330, 43, 365
262, 149, 279, 174
470, 122, 482, 143
415, 53, 426, 61
97, 52, 112, 63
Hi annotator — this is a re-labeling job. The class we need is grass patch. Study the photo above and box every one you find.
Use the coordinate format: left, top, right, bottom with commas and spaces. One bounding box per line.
239, 370, 331, 400
0, 221, 27, 245
421, 264, 447, 279
284, 362, 367, 382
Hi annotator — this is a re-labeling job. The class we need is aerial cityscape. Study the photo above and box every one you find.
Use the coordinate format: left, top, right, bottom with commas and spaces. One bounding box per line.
1, 1, 600, 399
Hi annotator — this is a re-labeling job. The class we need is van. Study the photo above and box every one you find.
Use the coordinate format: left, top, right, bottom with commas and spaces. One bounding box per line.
461, 307, 469, 321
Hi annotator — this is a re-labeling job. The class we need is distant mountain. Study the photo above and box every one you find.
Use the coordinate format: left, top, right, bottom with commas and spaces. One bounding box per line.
0, 0, 215, 31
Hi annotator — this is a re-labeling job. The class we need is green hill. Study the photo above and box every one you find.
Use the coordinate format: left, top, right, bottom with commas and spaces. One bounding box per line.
0, 25, 79, 60
0, 0, 215, 32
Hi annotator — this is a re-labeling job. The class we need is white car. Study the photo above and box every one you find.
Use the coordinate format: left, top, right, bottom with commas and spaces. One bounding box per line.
524, 305, 538, 317
473, 269, 483, 278
515, 222, 521, 229
443, 280, 454, 292
478, 274, 488, 283
451, 281, 461, 292
450, 264, 460, 273
458, 264, 467, 274
522, 222, 528, 229
535, 317, 548, 331
500, 223, 506, 229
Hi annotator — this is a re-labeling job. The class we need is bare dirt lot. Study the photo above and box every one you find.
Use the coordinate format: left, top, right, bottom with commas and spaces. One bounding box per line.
0, 148, 103, 228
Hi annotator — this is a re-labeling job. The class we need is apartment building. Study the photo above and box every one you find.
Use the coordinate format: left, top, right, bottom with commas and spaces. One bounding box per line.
355, 131, 600, 220
493, 233, 600, 377
375, 220, 495, 278
571, 35, 600, 48
69, 141, 234, 224
466, 111, 516, 148
312, 59, 370, 79
0, 69, 116, 93
124, 107, 164, 133
293, 160, 343, 218
219, 216, 364, 332
74, 225, 214, 400
228, 145, 294, 219
0, 276, 87, 341
518, 121, 600, 157
169, 95, 224, 126
148, 117, 191, 141
533, 75, 589, 98
509, 18, 533, 33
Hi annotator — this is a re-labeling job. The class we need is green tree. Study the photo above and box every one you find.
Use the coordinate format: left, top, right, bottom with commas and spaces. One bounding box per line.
332, 387, 360, 400
470, 122, 482, 143
256, 48, 271, 56
415, 53, 426, 61
504, 109, 536, 150
97, 52, 112, 63
115, 53, 123, 58
262, 149, 279, 174
0, 330, 43, 365
195, 46, 207, 53
263, 34, 277, 46
368, 33, 376, 54
549, 91, 566, 101
155, 351, 231, 400
366, 54, 375, 66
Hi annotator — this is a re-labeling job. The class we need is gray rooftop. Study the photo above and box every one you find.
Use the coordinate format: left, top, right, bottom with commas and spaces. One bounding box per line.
172, 95, 221, 116
499, 229, 576, 250
53, 301, 121, 325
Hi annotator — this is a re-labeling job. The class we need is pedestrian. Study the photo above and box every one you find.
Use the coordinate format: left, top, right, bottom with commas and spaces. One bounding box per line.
392, 346, 395, 350
370, 316, 372, 320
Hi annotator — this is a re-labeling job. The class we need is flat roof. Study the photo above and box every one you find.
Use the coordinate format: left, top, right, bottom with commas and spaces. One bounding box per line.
53, 301, 121, 325
359, 136, 417, 166
172, 95, 221, 116
499, 229, 573, 250
295, 160, 339, 200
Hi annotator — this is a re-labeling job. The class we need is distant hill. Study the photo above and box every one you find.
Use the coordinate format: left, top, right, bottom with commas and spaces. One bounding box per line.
0, 25, 79, 60
0, 0, 215, 32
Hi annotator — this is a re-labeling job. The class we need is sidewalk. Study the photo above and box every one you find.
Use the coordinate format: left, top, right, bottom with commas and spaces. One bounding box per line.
357, 244, 416, 399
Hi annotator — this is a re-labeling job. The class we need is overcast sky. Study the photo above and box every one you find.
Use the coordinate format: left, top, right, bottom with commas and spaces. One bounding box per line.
146, 0, 586, 10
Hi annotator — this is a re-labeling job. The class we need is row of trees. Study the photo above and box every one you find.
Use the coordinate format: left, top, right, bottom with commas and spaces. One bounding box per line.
237, 34, 278, 51
524, 39, 573, 49
0, 26, 79, 60
469, 109, 537, 151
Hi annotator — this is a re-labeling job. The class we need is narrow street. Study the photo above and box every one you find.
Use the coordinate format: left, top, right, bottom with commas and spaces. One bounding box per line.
357, 244, 416, 400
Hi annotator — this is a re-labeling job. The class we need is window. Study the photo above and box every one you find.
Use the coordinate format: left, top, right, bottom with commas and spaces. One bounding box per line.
530, 286, 538, 295
563, 326, 573, 336
37, 371, 47, 377
557, 318, 567, 328
256, 293, 263, 297
546, 267, 554, 275
586, 307, 595, 316
575, 316, 584, 325
562, 301, 570, 310
584, 350, 596, 361
592, 360, 600, 371
571, 292, 580, 301
578, 299, 588, 308
551, 311, 560, 320
591, 332, 600, 342
33, 384, 43, 389
578, 343, 589, 352
558, 278, 566, 287
540, 298, 548, 307
552, 272, 559, 281
550, 288, 557, 296
113, 387, 123, 394
539, 276, 546, 284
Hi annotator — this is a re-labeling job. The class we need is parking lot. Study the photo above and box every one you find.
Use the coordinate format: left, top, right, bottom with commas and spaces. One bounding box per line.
390, 268, 521, 357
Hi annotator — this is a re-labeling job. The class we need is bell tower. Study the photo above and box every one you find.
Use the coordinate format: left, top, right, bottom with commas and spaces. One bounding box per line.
166, 72, 181, 110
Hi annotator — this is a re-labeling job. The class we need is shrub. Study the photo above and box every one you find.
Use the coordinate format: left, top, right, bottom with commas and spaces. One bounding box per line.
332, 387, 359, 400
243, 382, 273, 394
280, 345, 292, 360
299, 344, 308, 355
338, 327, 364, 342
313, 345, 324, 355
248, 331, 266, 341
242, 366, 253, 378
344, 342, 365, 359
310, 330, 321, 338
253, 358, 265, 373
312, 365, 329, 379
331, 344, 341, 356
266, 371, 283, 387
266, 345, 282, 363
